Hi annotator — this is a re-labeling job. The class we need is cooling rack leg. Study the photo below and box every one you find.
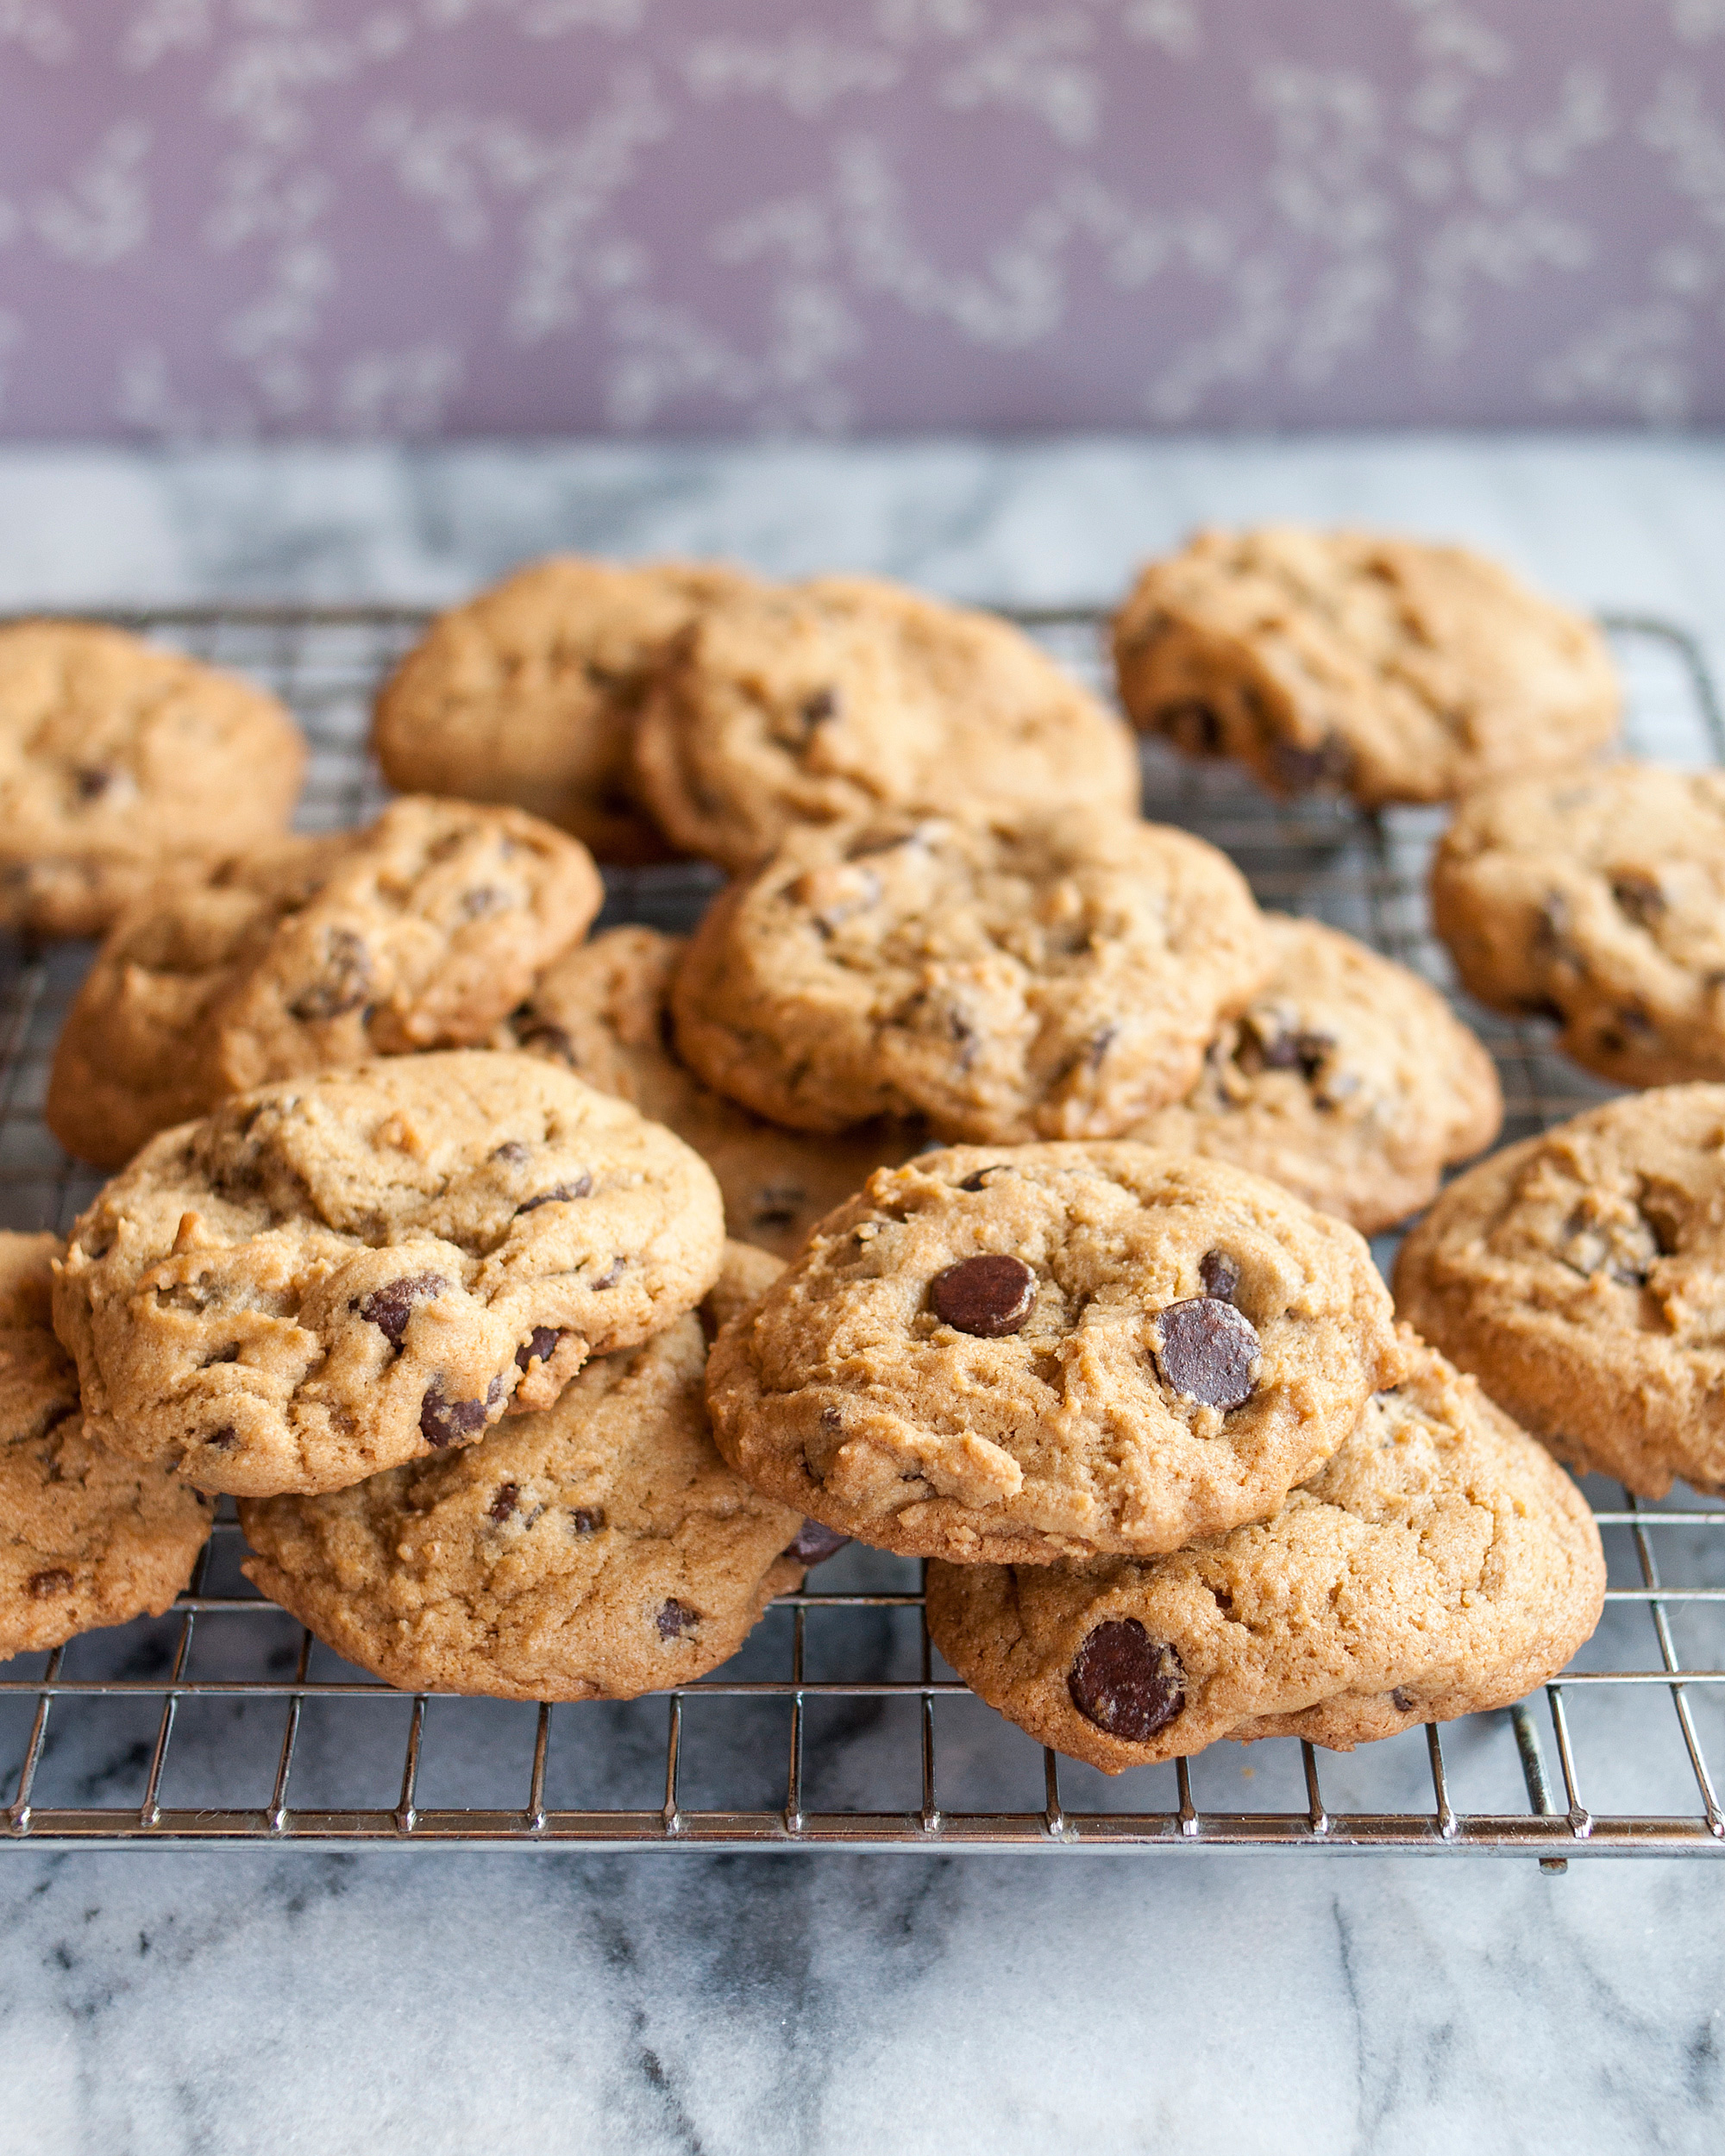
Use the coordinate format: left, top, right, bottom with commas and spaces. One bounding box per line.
267, 1631, 311, 1835
784, 1604, 806, 1837
1302, 1742, 1328, 1838
918, 1570, 939, 1835
395, 1696, 426, 1833
7, 1646, 61, 1835
662, 1695, 684, 1838
525, 1704, 551, 1834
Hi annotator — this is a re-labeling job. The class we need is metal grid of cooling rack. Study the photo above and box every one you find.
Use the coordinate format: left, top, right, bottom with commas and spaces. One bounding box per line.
5, 601, 1725, 1861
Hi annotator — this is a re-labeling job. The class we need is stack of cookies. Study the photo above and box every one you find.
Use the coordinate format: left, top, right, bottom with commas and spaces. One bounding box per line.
3, 527, 1661, 1778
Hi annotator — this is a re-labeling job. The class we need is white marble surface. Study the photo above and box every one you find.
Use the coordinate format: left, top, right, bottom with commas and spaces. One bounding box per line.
4, 434, 1725, 2155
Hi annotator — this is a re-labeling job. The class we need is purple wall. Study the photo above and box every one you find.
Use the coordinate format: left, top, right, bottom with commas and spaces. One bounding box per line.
0, 0, 1721, 439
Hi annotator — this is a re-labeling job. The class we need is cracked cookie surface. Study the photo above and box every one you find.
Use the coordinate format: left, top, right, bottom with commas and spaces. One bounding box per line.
53, 1051, 725, 1498
925, 1330, 1603, 1770
705, 1143, 1402, 1564
631, 574, 1141, 871
0, 619, 306, 937
47, 796, 603, 1169
671, 809, 1271, 1144
0, 1232, 212, 1658
1432, 761, 1725, 1087
1129, 914, 1502, 1232
239, 1246, 805, 1701
1113, 527, 1619, 807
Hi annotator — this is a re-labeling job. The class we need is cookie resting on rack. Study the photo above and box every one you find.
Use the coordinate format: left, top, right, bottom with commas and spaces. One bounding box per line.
1394, 1084, 1725, 1498
1127, 914, 1502, 1233
1112, 526, 1619, 807
46, 795, 604, 1170
52, 1052, 726, 1499
670, 808, 1271, 1144
925, 1330, 1604, 1771
372, 555, 754, 863
240, 1245, 812, 1701
0, 618, 306, 938
1431, 761, 1725, 1088
0, 1232, 212, 1659
630, 573, 1142, 872
504, 924, 919, 1259
704, 1143, 1402, 1565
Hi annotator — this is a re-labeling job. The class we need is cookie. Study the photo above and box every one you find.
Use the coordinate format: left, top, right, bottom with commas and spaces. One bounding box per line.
53, 1051, 726, 1498
238, 1245, 806, 1701
46, 796, 604, 1170
706, 1143, 1402, 1564
1432, 761, 1725, 1087
1, 1232, 212, 1659
1394, 1084, 1725, 1497
0, 619, 306, 938
373, 556, 751, 863
631, 574, 1142, 872
505, 924, 919, 1258
670, 809, 1271, 1144
925, 1329, 1604, 1770
1129, 914, 1502, 1233
1113, 527, 1620, 807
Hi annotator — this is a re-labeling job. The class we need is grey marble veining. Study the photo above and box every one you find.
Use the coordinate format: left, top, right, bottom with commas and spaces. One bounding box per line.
3, 436, 1725, 2155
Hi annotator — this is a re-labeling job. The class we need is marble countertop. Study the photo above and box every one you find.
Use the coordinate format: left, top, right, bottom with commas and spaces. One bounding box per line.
3, 433, 1725, 2156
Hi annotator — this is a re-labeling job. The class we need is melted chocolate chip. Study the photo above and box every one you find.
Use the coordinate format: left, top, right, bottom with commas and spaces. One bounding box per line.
800, 686, 838, 730
656, 1598, 699, 1639
288, 926, 372, 1021
516, 1326, 561, 1371
1086, 1025, 1118, 1071
1391, 1687, 1418, 1714
516, 1018, 574, 1063
591, 1256, 625, 1290
786, 1520, 850, 1565
516, 1174, 593, 1215
1157, 699, 1223, 754
568, 1507, 604, 1535
27, 1567, 73, 1599
492, 1140, 530, 1165
206, 1426, 237, 1451
1611, 871, 1665, 928
1154, 1296, 1260, 1411
354, 1272, 448, 1348
930, 1254, 1037, 1338
488, 1482, 519, 1524
419, 1382, 492, 1449
1067, 1620, 1186, 1740
1198, 1249, 1240, 1303
73, 767, 112, 801
958, 1166, 1012, 1193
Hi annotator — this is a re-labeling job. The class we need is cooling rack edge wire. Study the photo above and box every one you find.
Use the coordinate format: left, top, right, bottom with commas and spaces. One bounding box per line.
3, 602, 1723, 1861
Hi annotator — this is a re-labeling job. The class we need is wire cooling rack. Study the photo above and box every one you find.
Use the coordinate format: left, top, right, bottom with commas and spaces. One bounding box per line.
4, 601, 1725, 1863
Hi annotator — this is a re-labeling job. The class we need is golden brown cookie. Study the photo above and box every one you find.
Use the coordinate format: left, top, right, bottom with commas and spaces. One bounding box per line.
1113, 527, 1619, 806
631, 574, 1141, 871
1129, 915, 1502, 1232
373, 556, 752, 862
706, 1143, 1402, 1564
1432, 761, 1725, 1087
670, 809, 1271, 1144
53, 1052, 726, 1498
925, 1331, 1604, 1770
0, 619, 306, 938
0, 1232, 212, 1659
47, 796, 603, 1169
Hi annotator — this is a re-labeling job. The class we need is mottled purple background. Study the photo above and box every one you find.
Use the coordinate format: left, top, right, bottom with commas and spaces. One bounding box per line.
0, 0, 1721, 439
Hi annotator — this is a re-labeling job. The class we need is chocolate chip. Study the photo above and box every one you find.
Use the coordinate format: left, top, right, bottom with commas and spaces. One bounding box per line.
1242, 1013, 1334, 1082
656, 1598, 699, 1639
930, 1254, 1037, 1338
27, 1567, 73, 1599
568, 1507, 604, 1535
73, 767, 112, 800
288, 927, 372, 1021
516, 1326, 561, 1371
800, 686, 838, 730
750, 1185, 805, 1231
419, 1382, 492, 1449
516, 1018, 574, 1063
206, 1426, 237, 1451
1198, 1250, 1239, 1302
1157, 699, 1223, 754
1067, 1620, 1185, 1740
1611, 871, 1665, 928
957, 1166, 1012, 1192
592, 1256, 624, 1290
1086, 1025, 1118, 1071
1154, 1297, 1260, 1411
354, 1272, 448, 1347
516, 1175, 593, 1215
786, 1520, 850, 1564
819, 1405, 842, 1432
488, 1482, 519, 1523
492, 1140, 530, 1165
1391, 1687, 1417, 1714
199, 1343, 242, 1368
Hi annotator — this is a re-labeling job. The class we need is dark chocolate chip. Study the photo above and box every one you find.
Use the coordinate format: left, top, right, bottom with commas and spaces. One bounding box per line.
1067, 1619, 1185, 1740
1153, 1296, 1260, 1411
786, 1520, 850, 1565
568, 1507, 604, 1535
1611, 871, 1665, 928
492, 1140, 530, 1165
819, 1405, 842, 1432
592, 1256, 625, 1290
287, 926, 372, 1021
1198, 1250, 1240, 1302
354, 1271, 448, 1348
516, 1175, 593, 1215
1086, 1025, 1118, 1071
1391, 1687, 1418, 1714
205, 1426, 237, 1451
73, 767, 112, 801
957, 1165, 1012, 1192
800, 686, 838, 730
516, 1326, 561, 1371
930, 1254, 1037, 1338
419, 1383, 492, 1449
488, 1482, 519, 1524
656, 1598, 699, 1639
27, 1567, 73, 1598
516, 1018, 575, 1063
1157, 699, 1224, 755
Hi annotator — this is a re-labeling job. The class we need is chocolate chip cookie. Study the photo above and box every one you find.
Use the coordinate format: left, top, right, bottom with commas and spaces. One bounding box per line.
1432, 761, 1725, 1087
706, 1143, 1402, 1564
239, 1246, 806, 1701
925, 1329, 1603, 1769
505, 924, 919, 1259
1394, 1084, 1725, 1496
1130, 914, 1502, 1232
0, 619, 306, 938
53, 1051, 726, 1498
631, 574, 1142, 872
1, 1232, 212, 1658
373, 556, 751, 863
1113, 527, 1620, 807
671, 809, 1271, 1144
47, 796, 604, 1169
